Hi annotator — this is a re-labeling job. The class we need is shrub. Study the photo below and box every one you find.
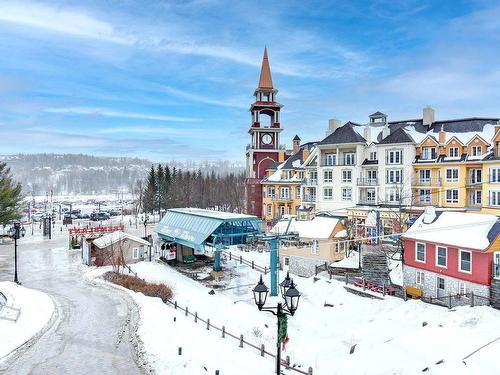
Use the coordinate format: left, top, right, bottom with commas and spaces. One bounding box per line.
103, 271, 173, 302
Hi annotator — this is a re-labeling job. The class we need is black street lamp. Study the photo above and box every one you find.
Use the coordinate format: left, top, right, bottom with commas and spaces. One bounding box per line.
253, 274, 301, 374
8, 222, 26, 284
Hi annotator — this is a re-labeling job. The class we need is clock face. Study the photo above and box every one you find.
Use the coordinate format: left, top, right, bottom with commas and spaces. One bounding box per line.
261, 133, 273, 145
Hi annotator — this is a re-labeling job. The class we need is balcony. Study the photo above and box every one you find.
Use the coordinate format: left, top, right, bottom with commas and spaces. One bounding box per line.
357, 178, 379, 186
303, 179, 318, 186
272, 195, 292, 202
412, 178, 442, 187
302, 195, 317, 203
358, 197, 377, 205
320, 159, 356, 167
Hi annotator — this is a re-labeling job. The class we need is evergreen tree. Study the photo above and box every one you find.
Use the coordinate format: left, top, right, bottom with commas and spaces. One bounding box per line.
143, 165, 157, 213
0, 162, 23, 226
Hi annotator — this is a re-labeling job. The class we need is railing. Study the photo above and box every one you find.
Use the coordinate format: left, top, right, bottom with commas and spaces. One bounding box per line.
358, 198, 377, 205
357, 178, 379, 186
165, 300, 313, 374
488, 174, 500, 183
320, 159, 356, 167
221, 250, 269, 274
302, 195, 316, 202
412, 177, 442, 186
303, 179, 318, 186
467, 178, 482, 185
272, 195, 292, 201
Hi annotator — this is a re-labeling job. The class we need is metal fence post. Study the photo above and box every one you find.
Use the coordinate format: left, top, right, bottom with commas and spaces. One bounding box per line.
285, 355, 290, 368
363, 277, 366, 291
185, 306, 189, 316
239, 334, 244, 348
207, 318, 210, 330
308, 366, 313, 374
383, 283, 386, 296
345, 273, 348, 285
470, 292, 475, 307
252, 261, 254, 269
229, 252, 232, 260
174, 301, 177, 309
260, 344, 265, 357
448, 295, 452, 309
222, 326, 225, 338
195, 312, 198, 323
240, 255, 242, 264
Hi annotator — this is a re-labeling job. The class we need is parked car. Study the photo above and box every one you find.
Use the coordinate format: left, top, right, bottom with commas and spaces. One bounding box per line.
109, 209, 121, 217
90, 212, 111, 221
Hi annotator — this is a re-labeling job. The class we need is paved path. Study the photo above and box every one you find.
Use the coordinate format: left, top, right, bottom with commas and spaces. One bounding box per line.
0, 233, 143, 375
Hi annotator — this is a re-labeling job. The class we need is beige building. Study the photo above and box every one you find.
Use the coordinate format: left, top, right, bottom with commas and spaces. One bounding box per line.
272, 216, 347, 277
83, 231, 151, 267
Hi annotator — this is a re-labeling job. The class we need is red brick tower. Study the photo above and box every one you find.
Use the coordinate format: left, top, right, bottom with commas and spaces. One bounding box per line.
245, 48, 284, 217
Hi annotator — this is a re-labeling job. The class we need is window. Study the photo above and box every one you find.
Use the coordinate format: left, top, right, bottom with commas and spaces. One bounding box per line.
280, 187, 290, 199
310, 171, 318, 181
489, 191, 500, 206
419, 189, 431, 203
416, 242, 426, 263
416, 270, 424, 285
267, 205, 272, 216
419, 169, 431, 183
133, 247, 139, 259
367, 189, 376, 202
470, 190, 482, 205
386, 169, 402, 184
344, 153, 355, 165
449, 147, 459, 158
459, 282, 467, 295
342, 188, 352, 201
421, 147, 437, 160
459, 250, 472, 273
471, 145, 482, 156
367, 170, 377, 182
323, 170, 333, 183
323, 187, 333, 200
284, 257, 290, 266
490, 167, 500, 183
279, 206, 285, 216
386, 189, 400, 202
470, 169, 482, 184
446, 189, 459, 203
342, 170, 352, 183
325, 153, 336, 166
387, 150, 402, 164
295, 187, 301, 199
298, 171, 304, 179
369, 151, 377, 161
268, 187, 275, 198
446, 168, 459, 182
436, 246, 447, 268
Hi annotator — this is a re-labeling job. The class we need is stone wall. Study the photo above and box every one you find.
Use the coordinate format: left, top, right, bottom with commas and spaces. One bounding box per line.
280, 255, 326, 278
403, 265, 490, 307
490, 278, 500, 309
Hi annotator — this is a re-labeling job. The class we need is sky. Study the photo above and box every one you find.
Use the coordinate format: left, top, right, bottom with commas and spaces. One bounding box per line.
0, 0, 499, 163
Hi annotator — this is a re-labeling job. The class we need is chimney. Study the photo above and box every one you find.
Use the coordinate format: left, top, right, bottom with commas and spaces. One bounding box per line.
423, 106, 435, 126
363, 126, 372, 143
326, 118, 341, 137
292, 135, 301, 155
382, 125, 390, 139
438, 126, 446, 144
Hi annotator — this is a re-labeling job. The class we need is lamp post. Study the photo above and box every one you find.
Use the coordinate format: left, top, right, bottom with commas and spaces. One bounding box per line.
253, 274, 301, 374
9, 222, 26, 284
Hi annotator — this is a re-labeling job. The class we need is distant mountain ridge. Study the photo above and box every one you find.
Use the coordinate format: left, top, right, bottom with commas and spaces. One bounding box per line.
1, 153, 243, 195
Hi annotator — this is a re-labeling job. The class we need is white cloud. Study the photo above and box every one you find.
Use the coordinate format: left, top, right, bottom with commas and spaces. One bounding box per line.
44, 107, 198, 122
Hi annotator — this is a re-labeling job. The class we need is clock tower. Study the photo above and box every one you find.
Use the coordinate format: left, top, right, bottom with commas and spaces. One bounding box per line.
245, 48, 284, 218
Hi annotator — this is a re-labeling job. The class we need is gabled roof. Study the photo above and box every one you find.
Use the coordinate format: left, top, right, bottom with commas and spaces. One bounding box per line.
318, 123, 366, 145
444, 135, 464, 146
271, 216, 342, 239
377, 127, 414, 145
257, 48, 273, 90
465, 133, 490, 146
93, 231, 150, 249
418, 134, 439, 146
293, 134, 301, 141
370, 111, 387, 118
402, 212, 500, 251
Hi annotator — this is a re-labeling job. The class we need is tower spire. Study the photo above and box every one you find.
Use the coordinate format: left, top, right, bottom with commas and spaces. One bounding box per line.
258, 47, 273, 90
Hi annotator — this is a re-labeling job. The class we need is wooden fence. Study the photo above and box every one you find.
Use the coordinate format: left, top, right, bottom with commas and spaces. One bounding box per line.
166, 299, 313, 375
221, 250, 269, 274
416, 292, 492, 309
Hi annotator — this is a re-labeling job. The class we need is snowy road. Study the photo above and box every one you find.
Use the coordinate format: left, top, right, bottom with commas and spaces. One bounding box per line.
0, 233, 143, 375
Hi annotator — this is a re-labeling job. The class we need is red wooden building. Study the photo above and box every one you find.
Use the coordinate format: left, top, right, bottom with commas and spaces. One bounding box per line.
402, 210, 500, 306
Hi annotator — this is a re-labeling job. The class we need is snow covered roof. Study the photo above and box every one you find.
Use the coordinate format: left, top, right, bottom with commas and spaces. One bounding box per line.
271, 216, 342, 239
93, 231, 150, 249
402, 212, 500, 251
168, 208, 256, 220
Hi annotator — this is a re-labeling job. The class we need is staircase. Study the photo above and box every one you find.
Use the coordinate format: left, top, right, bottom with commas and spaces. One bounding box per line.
490, 278, 500, 310
362, 252, 390, 286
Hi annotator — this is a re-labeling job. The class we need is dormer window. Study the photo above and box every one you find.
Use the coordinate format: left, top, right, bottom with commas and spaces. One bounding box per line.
471, 146, 482, 156
421, 147, 437, 160
369, 151, 377, 161
449, 147, 459, 158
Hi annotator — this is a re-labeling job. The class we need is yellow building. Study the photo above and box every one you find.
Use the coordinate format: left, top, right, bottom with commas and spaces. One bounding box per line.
261, 135, 310, 222
413, 125, 500, 213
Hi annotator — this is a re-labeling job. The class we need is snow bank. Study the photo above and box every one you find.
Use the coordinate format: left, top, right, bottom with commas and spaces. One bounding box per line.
331, 252, 359, 269
0, 282, 54, 361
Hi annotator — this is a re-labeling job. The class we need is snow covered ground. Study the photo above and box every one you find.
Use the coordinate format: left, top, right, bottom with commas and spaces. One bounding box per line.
0, 282, 54, 361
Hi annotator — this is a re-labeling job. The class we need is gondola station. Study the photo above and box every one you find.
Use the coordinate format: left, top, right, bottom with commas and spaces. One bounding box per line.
155, 208, 261, 270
